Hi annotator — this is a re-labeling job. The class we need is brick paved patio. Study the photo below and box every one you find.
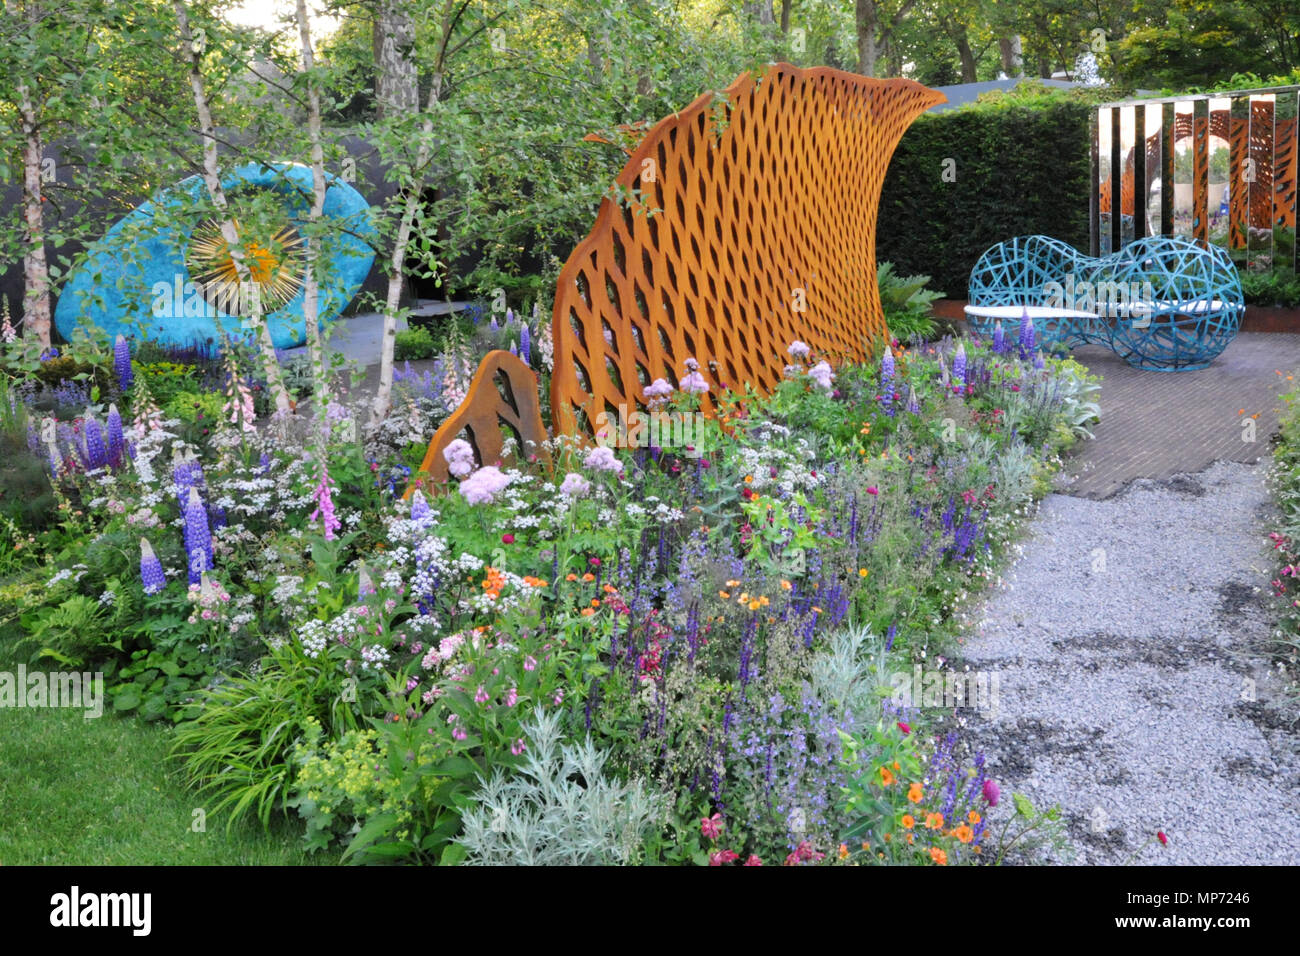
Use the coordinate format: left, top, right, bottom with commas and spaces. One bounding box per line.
1059, 333, 1300, 499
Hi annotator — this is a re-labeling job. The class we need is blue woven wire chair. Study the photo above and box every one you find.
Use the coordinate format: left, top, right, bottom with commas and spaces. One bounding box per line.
965, 234, 1243, 371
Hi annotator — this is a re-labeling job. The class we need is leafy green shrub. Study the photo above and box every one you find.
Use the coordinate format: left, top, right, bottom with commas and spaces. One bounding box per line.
394, 326, 436, 360
878, 262, 942, 343
1241, 269, 1300, 308
138, 361, 198, 408
879, 89, 1100, 299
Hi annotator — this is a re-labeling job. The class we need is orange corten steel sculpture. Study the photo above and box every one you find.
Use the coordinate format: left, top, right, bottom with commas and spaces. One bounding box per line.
413, 63, 943, 489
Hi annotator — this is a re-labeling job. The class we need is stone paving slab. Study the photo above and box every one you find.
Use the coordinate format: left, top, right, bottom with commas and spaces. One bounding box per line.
1059, 334, 1300, 499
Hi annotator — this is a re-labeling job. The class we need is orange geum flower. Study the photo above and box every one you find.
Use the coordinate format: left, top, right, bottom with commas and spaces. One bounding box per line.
968, 811, 981, 825
603, 583, 617, 593
925, 812, 943, 830
953, 825, 974, 844
901, 814, 915, 830
930, 847, 947, 866
858, 568, 869, 577
590, 599, 601, 608
581, 607, 595, 617
907, 783, 923, 803
879, 766, 895, 786
748, 599, 762, 611
566, 573, 578, 582
582, 572, 596, 582
838, 843, 849, 860
719, 591, 730, 599
780, 580, 792, 590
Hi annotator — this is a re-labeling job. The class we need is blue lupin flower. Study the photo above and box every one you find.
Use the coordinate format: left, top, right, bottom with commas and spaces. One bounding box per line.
505, 307, 514, 325
114, 335, 133, 392
83, 411, 106, 470
182, 486, 213, 585
952, 344, 967, 389
992, 321, 1005, 355
106, 404, 123, 468
519, 324, 531, 365
1018, 308, 1036, 359
140, 537, 166, 595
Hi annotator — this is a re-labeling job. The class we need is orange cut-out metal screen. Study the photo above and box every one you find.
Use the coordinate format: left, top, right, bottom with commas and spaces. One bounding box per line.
548, 62, 945, 435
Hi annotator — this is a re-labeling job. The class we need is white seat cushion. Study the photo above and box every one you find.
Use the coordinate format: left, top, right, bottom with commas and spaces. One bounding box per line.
963, 304, 1100, 320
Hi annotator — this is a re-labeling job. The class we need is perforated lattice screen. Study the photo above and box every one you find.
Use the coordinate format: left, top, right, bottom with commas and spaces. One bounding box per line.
549, 62, 944, 435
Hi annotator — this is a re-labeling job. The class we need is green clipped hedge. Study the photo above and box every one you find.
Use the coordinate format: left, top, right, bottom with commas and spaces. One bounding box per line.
878, 90, 1106, 300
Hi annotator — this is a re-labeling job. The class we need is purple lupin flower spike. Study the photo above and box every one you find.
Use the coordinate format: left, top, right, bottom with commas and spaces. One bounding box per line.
114, 335, 133, 392
183, 486, 213, 584
140, 537, 166, 595
1033, 349, 1045, 371
106, 404, 123, 468
992, 321, 1005, 355
885, 621, 897, 651
519, 324, 531, 365
83, 410, 106, 470
490, 314, 499, 331
505, 307, 515, 325
952, 344, 967, 389
509, 340, 518, 356
906, 385, 919, 414
938, 354, 949, 388
1018, 308, 1036, 359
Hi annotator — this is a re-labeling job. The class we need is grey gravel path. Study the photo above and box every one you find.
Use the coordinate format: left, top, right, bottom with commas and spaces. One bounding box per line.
960, 460, 1300, 865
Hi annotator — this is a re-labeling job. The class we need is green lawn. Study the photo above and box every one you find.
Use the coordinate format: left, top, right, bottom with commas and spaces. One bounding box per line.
0, 594, 334, 865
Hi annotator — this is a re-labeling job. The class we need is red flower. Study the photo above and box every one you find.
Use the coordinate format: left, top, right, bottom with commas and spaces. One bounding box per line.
897, 721, 910, 735
866, 486, 879, 496
1157, 831, 1168, 846
741, 487, 754, 500
589, 557, 601, 567
501, 533, 515, 544
700, 813, 723, 841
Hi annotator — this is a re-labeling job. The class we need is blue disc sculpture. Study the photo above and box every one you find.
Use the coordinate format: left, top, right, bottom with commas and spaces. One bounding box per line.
55, 162, 375, 350
965, 234, 1244, 371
